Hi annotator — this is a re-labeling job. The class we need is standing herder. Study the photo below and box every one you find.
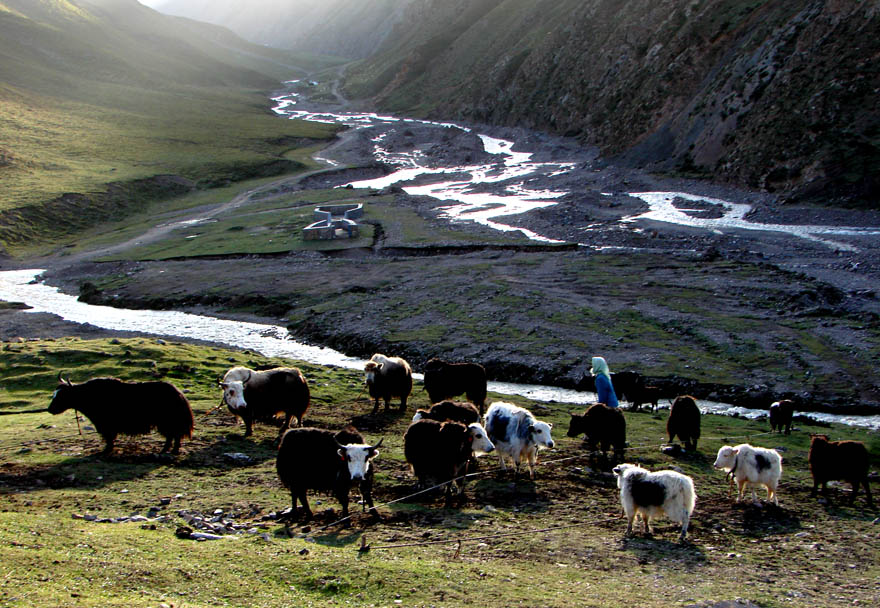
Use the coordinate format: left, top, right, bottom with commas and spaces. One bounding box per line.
591, 356, 619, 408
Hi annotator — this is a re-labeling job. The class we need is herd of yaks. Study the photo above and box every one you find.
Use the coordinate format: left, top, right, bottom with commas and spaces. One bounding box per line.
46, 354, 875, 542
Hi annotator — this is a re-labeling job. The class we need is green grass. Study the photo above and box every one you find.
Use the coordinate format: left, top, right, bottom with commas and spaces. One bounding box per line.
0, 0, 346, 253
1, 337, 878, 607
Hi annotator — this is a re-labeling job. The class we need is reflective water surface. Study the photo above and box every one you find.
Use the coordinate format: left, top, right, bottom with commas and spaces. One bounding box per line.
273, 85, 880, 251
3, 86, 878, 429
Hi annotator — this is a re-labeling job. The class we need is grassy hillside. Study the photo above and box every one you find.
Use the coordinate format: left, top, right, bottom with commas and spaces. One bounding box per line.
345, 0, 880, 208
0, 337, 877, 607
0, 0, 343, 253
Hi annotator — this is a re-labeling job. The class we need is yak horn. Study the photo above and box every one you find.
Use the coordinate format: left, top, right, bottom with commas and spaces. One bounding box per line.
58, 372, 71, 386
369, 438, 384, 451
243, 371, 252, 383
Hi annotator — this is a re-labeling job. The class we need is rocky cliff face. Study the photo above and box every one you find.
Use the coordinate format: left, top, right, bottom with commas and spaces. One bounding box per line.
351, 0, 880, 207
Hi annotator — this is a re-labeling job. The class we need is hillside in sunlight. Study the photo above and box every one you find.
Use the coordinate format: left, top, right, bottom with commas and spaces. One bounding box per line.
0, 0, 340, 252
343, 0, 880, 208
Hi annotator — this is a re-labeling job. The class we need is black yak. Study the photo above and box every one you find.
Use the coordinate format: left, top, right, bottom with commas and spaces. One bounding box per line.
769, 399, 795, 434
567, 402, 626, 462
422, 358, 487, 413
276, 426, 381, 521
49, 375, 193, 455
667, 395, 701, 451
412, 400, 480, 425
809, 434, 873, 507
404, 418, 494, 499
220, 366, 310, 439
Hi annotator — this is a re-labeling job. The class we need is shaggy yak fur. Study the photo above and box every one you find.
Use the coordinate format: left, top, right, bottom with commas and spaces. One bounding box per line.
276, 426, 381, 521
667, 395, 701, 451
49, 375, 193, 455
713, 443, 783, 505
613, 463, 696, 543
769, 399, 795, 434
567, 403, 626, 462
364, 354, 412, 412
404, 419, 475, 500
808, 434, 873, 507
422, 358, 487, 413
220, 367, 310, 439
413, 400, 480, 425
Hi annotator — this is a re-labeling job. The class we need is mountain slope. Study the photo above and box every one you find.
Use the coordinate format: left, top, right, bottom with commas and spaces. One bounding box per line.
345, 0, 880, 207
0, 0, 338, 252
154, 0, 417, 59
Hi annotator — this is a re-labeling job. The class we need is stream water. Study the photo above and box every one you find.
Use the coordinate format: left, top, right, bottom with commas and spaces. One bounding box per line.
272, 84, 880, 252
1, 85, 878, 429
1, 269, 878, 430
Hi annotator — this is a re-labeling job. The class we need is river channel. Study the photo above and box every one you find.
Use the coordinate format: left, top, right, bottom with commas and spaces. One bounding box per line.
2, 83, 879, 429
273, 83, 880, 252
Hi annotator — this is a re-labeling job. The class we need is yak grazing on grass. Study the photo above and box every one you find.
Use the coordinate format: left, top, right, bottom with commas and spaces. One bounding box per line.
49, 375, 193, 455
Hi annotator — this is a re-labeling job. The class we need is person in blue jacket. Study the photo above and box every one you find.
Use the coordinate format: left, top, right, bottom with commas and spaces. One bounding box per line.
591, 356, 619, 408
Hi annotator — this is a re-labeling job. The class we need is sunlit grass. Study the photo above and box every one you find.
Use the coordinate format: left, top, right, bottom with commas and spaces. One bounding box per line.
0, 337, 878, 607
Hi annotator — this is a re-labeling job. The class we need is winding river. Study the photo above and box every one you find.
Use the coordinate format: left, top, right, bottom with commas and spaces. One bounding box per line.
272, 84, 880, 252
1, 83, 879, 429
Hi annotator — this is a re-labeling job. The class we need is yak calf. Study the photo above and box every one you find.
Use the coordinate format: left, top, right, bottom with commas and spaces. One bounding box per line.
567, 403, 626, 462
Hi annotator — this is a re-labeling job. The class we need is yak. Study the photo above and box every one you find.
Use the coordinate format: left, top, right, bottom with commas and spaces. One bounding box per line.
220, 366, 310, 440
276, 426, 382, 521
422, 358, 488, 413
49, 374, 193, 455
667, 395, 701, 451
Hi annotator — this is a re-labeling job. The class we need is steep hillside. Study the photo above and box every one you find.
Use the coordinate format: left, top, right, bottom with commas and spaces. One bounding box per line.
155, 0, 416, 59
345, 0, 880, 207
0, 0, 340, 252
